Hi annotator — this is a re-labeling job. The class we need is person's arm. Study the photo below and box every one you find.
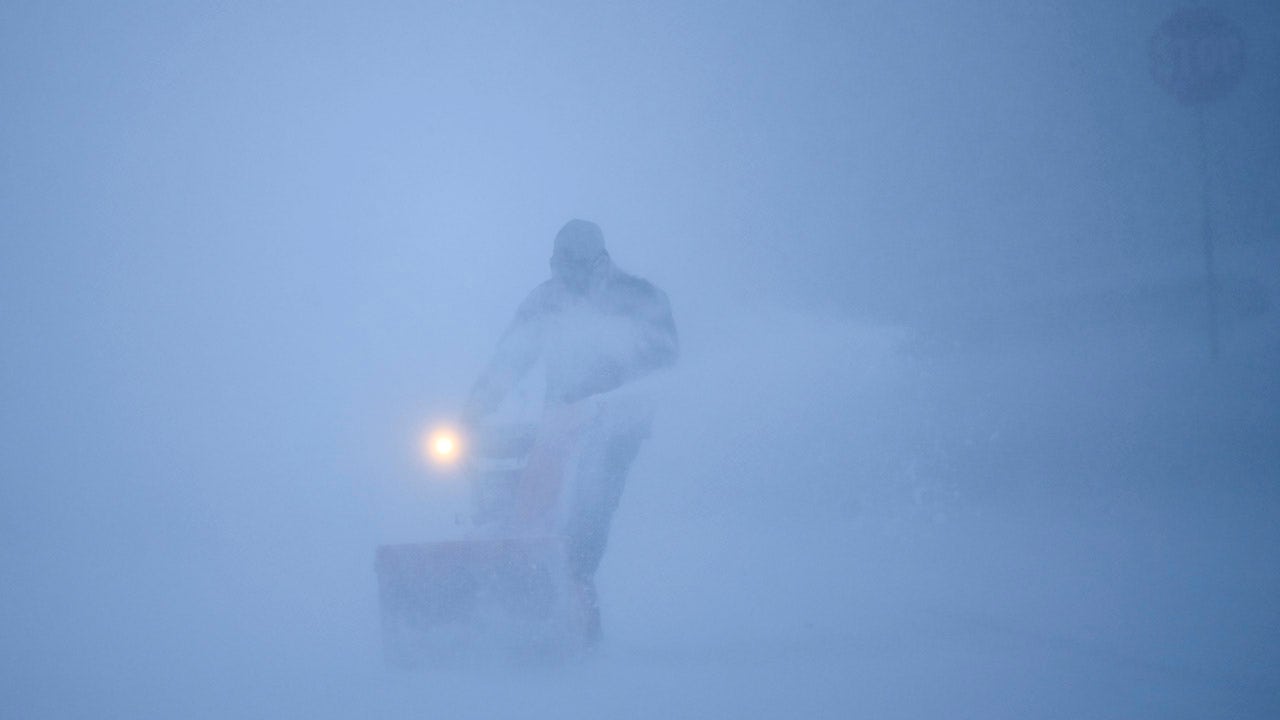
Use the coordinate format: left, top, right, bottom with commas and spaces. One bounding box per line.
633, 285, 678, 374
560, 281, 678, 404
462, 289, 547, 422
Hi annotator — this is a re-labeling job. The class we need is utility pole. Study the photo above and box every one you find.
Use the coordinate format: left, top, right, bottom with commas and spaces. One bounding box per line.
1149, 7, 1245, 360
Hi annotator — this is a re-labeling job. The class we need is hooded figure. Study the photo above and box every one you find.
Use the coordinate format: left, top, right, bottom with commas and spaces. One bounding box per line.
463, 219, 678, 643
465, 219, 677, 413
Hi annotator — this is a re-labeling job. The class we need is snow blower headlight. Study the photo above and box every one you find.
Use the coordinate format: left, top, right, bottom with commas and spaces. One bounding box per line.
422, 426, 465, 467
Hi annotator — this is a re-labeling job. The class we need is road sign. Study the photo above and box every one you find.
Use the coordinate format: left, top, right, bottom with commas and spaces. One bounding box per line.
1149, 7, 1246, 106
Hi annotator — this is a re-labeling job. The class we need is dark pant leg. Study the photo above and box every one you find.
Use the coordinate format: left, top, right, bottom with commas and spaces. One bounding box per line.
564, 426, 644, 583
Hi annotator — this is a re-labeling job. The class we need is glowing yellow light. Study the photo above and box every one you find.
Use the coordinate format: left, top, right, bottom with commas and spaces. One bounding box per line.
422, 426, 463, 466
434, 435, 456, 457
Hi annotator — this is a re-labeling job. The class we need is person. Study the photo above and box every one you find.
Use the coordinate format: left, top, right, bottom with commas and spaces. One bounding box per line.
462, 218, 678, 644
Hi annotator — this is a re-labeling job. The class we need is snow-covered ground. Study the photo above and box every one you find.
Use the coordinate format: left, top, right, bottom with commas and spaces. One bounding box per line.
7, 506, 1275, 719
4, 314, 1276, 719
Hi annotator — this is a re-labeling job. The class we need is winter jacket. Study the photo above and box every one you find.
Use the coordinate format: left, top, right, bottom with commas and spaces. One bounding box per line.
465, 257, 677, 418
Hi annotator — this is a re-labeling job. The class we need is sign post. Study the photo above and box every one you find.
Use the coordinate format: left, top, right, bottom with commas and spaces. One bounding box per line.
1149, 7, 1246, 359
